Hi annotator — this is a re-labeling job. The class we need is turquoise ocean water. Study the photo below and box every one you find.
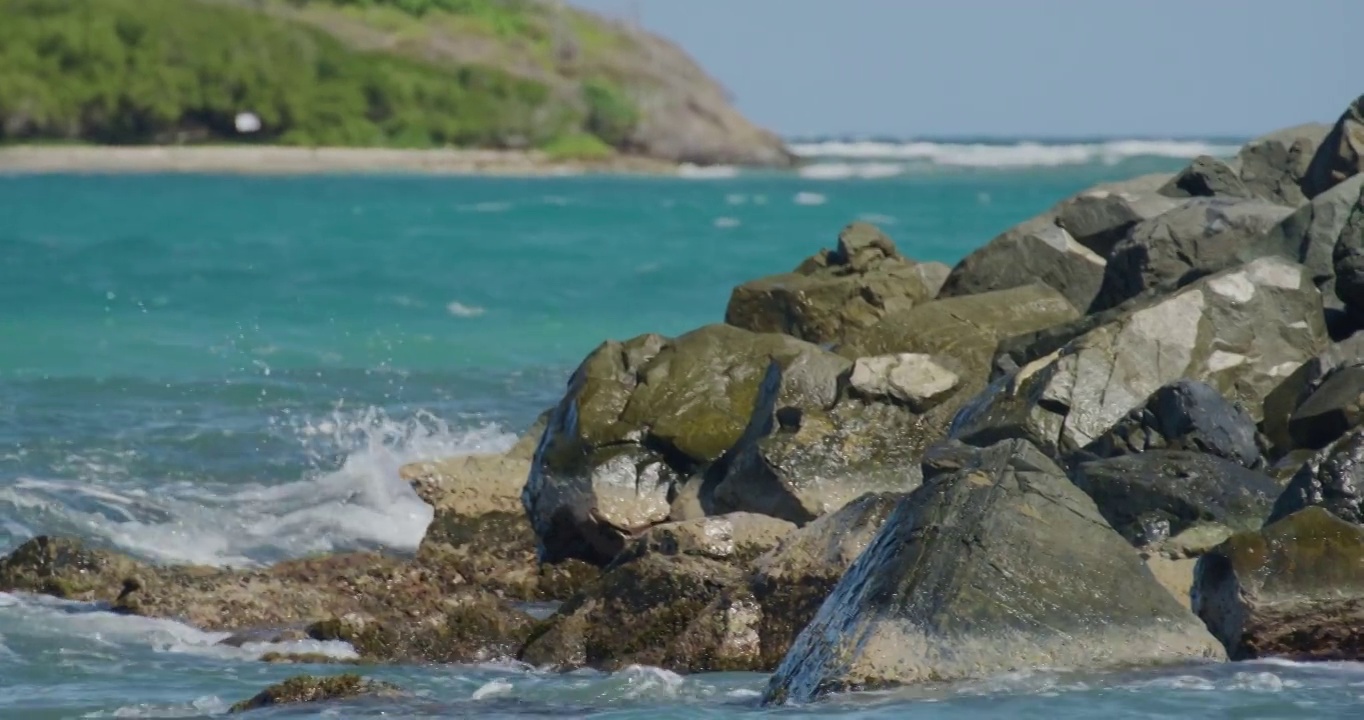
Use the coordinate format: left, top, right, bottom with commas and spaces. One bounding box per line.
2, 146, 1362, 717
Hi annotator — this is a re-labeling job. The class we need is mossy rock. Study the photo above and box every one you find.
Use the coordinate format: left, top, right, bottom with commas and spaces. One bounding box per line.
229, 674, 400, 713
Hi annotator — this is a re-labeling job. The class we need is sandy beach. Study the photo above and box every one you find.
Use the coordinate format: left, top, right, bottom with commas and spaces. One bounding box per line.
0, 145, 684, 176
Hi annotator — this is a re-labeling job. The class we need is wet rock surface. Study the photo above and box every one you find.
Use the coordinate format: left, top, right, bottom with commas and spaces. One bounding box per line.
230, 674, 401, 713
763, 439, 1224, 704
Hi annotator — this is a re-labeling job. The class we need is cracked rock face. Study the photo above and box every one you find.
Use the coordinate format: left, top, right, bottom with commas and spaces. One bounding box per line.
953, 257, 1328, 457
763, 439, 1225, 705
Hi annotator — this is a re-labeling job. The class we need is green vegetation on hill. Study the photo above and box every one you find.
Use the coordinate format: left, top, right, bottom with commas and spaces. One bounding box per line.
0, 0, 637, 151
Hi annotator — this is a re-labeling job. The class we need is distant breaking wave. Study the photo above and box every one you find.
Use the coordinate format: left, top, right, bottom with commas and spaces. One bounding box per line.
784, 137, 1245, 177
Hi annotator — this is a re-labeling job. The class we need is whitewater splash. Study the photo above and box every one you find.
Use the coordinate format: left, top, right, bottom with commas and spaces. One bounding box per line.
786, 138, 1244, 179
0, 408, 516, 567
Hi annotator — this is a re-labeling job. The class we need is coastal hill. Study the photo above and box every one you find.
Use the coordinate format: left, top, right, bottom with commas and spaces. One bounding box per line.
0, 0, 793, 166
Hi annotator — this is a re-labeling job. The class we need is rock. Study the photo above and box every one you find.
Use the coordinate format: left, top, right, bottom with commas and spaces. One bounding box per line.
708, 394, 929, 525
762, 439, 1224, 704
1262, 330, 1364, 453
523, 323, 848, 565
839, 283, 1080, 389
724, 222, 945, 345
1304, 94, 1364, 199
659, 492, 902, 673
1079, 380, 1263, 469
307, 589, 535, 664
954, 257, 1328, 457
936, 218, 1106, 311
1267, 427, 1364, 526
1069, 451, 1280, 545
508, 408, 552, 461
1159, 155, 1252, 200
229, 674, 401, 713
1193, 506, 1364, 660
1331, 194, 1364, 318
1093, 198, 1294, 312
403, 453, 596, 601
1287, 364, 1364, 451
847, 353, 960, 412
0, 535, 147, 603
1235, 123, 1330, 206
519, 553, 740, 671
1055, 176, 1182, 256
611, 513, 795, 568
1238, 174, 1364, 309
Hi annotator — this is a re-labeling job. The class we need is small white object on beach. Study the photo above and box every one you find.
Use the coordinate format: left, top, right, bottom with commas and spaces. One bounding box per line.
234, 112, 261, 134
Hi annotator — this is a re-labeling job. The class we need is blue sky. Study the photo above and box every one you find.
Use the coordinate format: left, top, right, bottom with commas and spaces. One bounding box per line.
568, 0, 1356, 139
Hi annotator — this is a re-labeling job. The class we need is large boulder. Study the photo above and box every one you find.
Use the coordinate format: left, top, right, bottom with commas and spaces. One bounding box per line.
724, 222, 947, 345
1159, 155, 1252, 201
1070, 451, 1280, 546
1304, 94, 1364, 199
762, 439, 1224, 704
1267, 427, 1364, 526
1262, 330, 1364, 454
1052, 173, 1180, 256
523, 324, 848, 565
839, 283, 1079, 387
1078, 380, 1263, 468
1193, 506, 1364, 660
953, 257, 1329, 457
936, 217, 1106, 312
1234, 123, 1330, 206
1285, 364, 1364, 451
1092, 198, 1294, 312
1238, 173, 1364, 310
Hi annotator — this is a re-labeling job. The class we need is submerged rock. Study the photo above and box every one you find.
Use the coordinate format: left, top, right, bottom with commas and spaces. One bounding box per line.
763, 439, 1224, 704
1069, 451, 1279, 545
1193, 507, 1364, 660
1304, 94, 1364, 199
724, 222, 946, 344
954, 257, 1328, 457
1093, 198, 1293, 312
523, 323, 847, 565
229, 674, 401, 713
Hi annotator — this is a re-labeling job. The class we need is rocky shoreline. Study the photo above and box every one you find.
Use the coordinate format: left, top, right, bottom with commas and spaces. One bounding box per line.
0, 145, 687, 177
3, 94, 1363, 712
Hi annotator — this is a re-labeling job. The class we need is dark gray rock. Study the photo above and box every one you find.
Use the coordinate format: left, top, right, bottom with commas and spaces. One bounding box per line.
1080, 380, 1263, 468
1288, 364, 1364, 451
1331, 195, 1364, 318
1239, 174, 1364, 310
937, 217, 1106, 311
1304, 94, 1364, 199
1070, 451, 1280, 546
1262, 330, 1364, 454
762, 439, 1224, 704
1159, 155, 1252, 200
1093, 198, 1293, 312
1235, 124, 1330, 206
1268, 427, 1364, 526
1053, 174, 1181, 256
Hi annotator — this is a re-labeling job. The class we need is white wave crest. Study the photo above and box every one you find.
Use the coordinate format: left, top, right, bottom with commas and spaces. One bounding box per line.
787, 139, 1242, 169
0, 409, 516, 567
676, 163, 738, 179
